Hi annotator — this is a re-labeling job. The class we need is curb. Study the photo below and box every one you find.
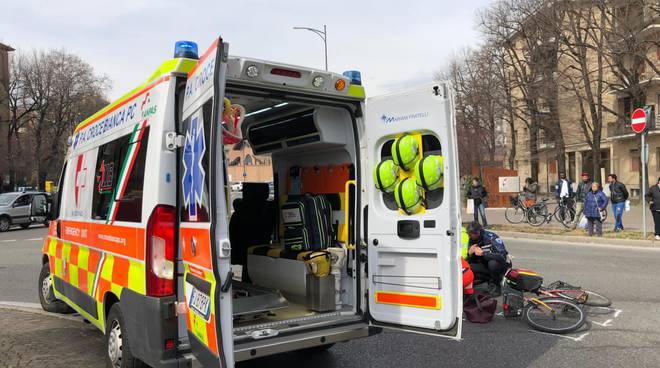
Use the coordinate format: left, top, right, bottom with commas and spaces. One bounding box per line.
0, 301, 84, 322
498, 231, 660, 248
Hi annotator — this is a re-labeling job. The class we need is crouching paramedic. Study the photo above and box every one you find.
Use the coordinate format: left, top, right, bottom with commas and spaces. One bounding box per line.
466, 222, 508, 296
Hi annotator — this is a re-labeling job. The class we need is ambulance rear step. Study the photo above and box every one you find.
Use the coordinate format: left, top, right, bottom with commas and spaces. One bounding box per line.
233, 312, 362, 343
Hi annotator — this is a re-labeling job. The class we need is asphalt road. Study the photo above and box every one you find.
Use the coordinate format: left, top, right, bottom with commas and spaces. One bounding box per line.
2, 227, 660, 367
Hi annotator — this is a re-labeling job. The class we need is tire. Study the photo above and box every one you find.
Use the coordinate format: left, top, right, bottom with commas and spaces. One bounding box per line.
557, 289, 612, 307
505, 206, 526, 224
0, 216, 10, 232
555, 208, 576, 228
105, 304, 145, 368
38, 263, 75, 314
527, 205, 547, 227
20, 223, 30, 229
523, 297, 586, 334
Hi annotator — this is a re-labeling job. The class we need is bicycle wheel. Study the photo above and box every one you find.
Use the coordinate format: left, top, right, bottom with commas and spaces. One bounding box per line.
505, 206, 526, 224
557, 289, 612, 307
523, 297, 586, 334
555, 207, 576, 228
527, 204, 548, 227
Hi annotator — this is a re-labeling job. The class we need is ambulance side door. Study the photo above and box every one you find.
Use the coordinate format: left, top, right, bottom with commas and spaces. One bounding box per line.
364, 83, 462, 338
179, 37, 234, 368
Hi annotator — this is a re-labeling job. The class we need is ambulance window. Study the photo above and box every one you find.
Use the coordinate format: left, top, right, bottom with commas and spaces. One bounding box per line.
91, 127, 150, 222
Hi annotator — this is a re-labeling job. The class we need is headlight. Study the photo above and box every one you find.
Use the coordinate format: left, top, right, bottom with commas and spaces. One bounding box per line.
246, 65, 259, 78
312, 76, 325, 88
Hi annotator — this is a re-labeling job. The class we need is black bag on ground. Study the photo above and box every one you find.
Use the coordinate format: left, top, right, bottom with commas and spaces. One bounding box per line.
463, 294, 497, 323
502, 284, 524, 318
505, 268, 543, 292
281, 194, 333, 252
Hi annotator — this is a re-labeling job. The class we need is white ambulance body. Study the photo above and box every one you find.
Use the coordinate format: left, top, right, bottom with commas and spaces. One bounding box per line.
43, 36, 463, 367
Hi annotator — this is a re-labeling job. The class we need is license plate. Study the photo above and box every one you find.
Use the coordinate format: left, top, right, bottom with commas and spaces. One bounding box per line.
189, 288, 211, 321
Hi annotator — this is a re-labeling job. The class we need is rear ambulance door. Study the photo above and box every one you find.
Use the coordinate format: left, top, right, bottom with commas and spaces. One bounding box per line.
179, 37, 234, 367
364, 83, 462, 338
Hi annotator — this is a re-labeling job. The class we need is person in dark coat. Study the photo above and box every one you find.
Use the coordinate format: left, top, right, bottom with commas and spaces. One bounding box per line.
467, 178, 488, 227
607, 174, 629, 231
573, 172, 593, 228
523, 177, 538, 207
584, 182, 609, 237
645, 177, 660, 240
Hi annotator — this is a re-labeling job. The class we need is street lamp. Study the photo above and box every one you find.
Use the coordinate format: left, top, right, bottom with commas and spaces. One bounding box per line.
292, 25, 327, 71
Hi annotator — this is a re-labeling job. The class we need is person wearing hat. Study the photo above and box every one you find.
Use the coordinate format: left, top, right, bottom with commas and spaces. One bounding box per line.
573, 172, 593, 227
466, 221, 508, 297
645, 177, 660, 240
466, 178, 488, 227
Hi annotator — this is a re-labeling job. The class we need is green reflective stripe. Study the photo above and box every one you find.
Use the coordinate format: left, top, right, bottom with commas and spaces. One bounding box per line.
347, 85, 365, 99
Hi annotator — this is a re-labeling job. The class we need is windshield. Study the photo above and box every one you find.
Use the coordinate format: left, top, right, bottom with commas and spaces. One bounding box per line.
0, 193, 19, 206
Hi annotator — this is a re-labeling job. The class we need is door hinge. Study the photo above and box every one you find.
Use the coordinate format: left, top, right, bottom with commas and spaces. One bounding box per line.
165, 132, 185, 151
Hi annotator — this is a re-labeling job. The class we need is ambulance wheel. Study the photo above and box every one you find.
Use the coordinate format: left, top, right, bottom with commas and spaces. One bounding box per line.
38, 263, 74, 314
105, 304, 145, 368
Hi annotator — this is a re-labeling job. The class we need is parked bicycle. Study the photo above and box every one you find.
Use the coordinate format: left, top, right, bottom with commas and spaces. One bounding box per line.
505, 194, 531, 224
527, 197, 576, 228
503, 268, 587, 334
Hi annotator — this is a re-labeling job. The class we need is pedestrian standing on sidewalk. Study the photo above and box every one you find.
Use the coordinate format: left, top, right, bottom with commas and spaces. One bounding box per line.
523, 177, 538, 208
607, 174, 629, 232
467, 178, 488, 227
584, 182, 608, 237
555, 172, 573, 204
645, 178, 660, 240
573, 172, 592, 227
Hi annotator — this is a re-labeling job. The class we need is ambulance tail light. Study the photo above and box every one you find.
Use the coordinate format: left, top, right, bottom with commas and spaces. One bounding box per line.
270, 68, 302, 78
146, 205, 176, 297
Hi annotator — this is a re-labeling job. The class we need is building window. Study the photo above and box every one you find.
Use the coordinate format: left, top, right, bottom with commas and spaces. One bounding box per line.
630, 149, 640, 172
244, 154, 253, 165
92, 126, 150, 222
228, 157, 241, 166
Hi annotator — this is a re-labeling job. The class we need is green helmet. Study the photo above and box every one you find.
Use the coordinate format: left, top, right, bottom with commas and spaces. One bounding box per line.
391, 134, 419, 171
374, 159, 400, 193
414, 155, 444, 191
394, 178, 425, 215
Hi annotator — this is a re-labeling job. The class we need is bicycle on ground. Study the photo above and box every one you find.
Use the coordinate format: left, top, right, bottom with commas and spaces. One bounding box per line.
502, 268, 588, 334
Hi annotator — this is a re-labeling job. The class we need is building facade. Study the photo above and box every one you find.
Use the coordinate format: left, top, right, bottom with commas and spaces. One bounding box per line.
511, 3, 660, 196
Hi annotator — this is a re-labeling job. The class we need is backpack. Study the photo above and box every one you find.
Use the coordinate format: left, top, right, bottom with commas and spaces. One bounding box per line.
281, 194, 333, 252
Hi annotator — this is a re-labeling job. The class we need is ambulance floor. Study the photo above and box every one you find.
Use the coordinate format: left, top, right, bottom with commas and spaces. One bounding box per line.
233, 302, 354, 331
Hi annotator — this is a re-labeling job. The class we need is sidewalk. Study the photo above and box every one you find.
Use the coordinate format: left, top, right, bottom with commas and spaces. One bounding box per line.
464, 202, 654, 232
0, 306, 104, 368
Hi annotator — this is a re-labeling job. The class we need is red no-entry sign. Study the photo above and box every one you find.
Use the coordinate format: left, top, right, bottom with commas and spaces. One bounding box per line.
631, 108, 647, 133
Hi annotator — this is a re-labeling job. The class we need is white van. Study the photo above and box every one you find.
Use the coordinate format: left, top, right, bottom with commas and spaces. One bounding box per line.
39, 36, 463, 368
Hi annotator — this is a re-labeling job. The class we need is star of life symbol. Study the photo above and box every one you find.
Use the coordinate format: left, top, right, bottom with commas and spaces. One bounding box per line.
182, 113, 206, 221
74, 154, 87, 209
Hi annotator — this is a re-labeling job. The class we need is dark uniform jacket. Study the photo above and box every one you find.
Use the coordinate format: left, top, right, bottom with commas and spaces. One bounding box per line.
468, 230, 508, 263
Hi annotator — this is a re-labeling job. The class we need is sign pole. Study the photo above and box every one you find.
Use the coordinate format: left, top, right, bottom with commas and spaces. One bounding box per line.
642, 131, 647, 238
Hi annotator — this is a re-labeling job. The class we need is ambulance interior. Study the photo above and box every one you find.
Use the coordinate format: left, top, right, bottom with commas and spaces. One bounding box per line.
224, 91, 362, 339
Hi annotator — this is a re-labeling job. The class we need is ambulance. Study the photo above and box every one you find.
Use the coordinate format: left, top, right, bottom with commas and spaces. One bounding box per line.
37, 36, 463, 368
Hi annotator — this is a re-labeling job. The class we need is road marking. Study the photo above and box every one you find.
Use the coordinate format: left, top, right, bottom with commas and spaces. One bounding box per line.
0, 239, 16, 243
27, 237, 43, 241
592, 319, 613, 327
614, 309, 622, 318
529, 330, 590, 341
0, 301, 42, 309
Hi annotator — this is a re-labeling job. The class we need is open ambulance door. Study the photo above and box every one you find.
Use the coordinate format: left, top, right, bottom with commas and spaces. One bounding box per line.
179, 37, 234, 367
364, 84, 462, 338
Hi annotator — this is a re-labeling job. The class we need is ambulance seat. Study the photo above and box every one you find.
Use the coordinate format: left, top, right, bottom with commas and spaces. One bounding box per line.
229, 183, 276, 280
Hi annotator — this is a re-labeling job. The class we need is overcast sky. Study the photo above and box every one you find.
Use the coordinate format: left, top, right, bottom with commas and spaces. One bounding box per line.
2, 0, 493, 100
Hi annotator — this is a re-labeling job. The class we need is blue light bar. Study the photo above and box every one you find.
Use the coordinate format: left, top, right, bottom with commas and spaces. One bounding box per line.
174, 41, 199, 59
343, 70, 362, 85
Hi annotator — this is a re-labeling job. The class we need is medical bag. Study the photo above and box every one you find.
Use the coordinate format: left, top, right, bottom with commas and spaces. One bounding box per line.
281, 194, 333, 252
505, 268, 543, 292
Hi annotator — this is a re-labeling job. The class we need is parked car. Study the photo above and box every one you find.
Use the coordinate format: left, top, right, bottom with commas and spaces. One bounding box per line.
0, 191, 51, 232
